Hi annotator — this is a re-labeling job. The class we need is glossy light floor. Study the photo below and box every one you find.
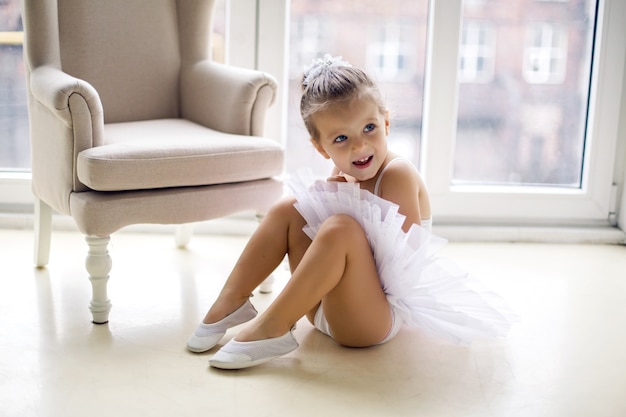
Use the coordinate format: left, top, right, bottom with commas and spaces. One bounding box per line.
1, 227, 625, 417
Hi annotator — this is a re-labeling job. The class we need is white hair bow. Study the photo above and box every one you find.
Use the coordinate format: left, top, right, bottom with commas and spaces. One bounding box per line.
303, 54, 352, 86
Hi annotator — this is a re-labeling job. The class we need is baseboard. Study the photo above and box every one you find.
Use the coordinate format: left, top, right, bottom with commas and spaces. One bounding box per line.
1, 211, 624, 244
433, 224, 625, 244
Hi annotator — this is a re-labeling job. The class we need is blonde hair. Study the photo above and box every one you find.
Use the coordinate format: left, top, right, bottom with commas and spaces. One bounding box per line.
300, 57, 386, 140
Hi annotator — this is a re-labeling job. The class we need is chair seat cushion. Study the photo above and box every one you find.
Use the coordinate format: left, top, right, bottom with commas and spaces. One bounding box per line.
77, 119, 284, 191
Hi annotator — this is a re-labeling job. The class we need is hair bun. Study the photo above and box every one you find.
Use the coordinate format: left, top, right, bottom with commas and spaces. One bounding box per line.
303, 54, 352, 87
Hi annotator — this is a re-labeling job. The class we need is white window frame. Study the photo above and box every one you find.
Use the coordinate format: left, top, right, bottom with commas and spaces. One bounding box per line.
420, 0, 624, 234
227, 0, 289, 147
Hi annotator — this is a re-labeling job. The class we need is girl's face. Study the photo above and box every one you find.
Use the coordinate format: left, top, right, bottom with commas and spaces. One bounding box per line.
311, 96, 390, 182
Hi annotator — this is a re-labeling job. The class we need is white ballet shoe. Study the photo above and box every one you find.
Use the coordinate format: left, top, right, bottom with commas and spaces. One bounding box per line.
186, 299, 257, 353
209, 328, 299, 370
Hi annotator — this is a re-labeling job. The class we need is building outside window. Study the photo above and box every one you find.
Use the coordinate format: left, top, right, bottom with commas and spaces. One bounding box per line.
289, 0, 595, 190
454, 0, 591, 187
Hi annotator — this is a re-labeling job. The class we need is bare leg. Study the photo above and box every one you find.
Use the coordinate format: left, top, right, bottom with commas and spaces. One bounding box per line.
235, 214, 392, 347
202, 197, 312, 323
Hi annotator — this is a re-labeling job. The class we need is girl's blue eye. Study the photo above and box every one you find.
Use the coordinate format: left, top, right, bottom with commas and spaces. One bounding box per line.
364, 123, 375, 132
334, 135, 348, 143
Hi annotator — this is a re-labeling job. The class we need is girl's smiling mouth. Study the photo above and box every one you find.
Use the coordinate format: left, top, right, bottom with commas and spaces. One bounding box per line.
353, 155, 374, 167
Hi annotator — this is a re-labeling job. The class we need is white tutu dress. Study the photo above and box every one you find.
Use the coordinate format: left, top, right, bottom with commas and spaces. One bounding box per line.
289, 170, 516, 344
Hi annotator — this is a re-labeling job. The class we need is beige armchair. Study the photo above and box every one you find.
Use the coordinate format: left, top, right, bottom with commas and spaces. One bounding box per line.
22, 0, 284, 324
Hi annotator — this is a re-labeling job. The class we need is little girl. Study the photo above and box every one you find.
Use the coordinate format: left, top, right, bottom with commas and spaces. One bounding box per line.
187, 55, 514, 370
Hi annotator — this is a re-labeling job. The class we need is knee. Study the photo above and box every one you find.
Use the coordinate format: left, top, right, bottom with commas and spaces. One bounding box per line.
318, 214, 365, 240
266, 197, 299, 219
263, 197, 310, 237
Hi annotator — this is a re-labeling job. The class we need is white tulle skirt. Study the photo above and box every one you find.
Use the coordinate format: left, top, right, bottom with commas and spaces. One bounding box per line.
288, 171, 516, 344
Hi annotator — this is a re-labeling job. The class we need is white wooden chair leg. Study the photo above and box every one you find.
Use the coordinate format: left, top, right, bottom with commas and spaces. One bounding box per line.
259, 274, 275, 294
34, 198, 52, 268
175, 224, 194, 248
86, 236, 112, 324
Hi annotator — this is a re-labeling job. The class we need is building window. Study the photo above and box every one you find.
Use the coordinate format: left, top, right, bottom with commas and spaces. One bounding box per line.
367, 24, 413, 81
523, 23, 568, 84
459, 20, 495, 83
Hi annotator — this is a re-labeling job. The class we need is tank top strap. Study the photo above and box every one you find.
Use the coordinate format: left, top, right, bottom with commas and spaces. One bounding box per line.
374, 157, 407, 196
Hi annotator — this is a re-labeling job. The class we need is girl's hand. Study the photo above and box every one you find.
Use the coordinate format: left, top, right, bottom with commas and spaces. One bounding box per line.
327, 175, 348, 182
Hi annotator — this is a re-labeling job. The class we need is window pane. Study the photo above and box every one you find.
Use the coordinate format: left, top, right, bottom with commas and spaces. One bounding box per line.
454, 0, 596, 187
0, 0, 28, 172
288, 0, 428, 177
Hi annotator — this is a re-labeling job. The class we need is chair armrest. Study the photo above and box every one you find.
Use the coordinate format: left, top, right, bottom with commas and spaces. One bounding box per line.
28, 66, 106, 208
181, 61, 278, 137
29, 66, 104, 131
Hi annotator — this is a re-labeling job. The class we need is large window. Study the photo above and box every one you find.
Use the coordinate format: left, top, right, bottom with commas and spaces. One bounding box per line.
421, 0, 622, 226
286, 0, 621, 229
2, 0, 625, 236
286, 0, 595, 189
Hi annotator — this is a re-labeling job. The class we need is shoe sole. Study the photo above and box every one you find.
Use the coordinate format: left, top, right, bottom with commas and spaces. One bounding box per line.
187, 345, 215, 353
186, 333, 226, 353
209, 354, 284, 370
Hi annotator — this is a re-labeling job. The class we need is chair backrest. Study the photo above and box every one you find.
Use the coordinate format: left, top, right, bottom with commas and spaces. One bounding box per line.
32, 0, 215, 123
